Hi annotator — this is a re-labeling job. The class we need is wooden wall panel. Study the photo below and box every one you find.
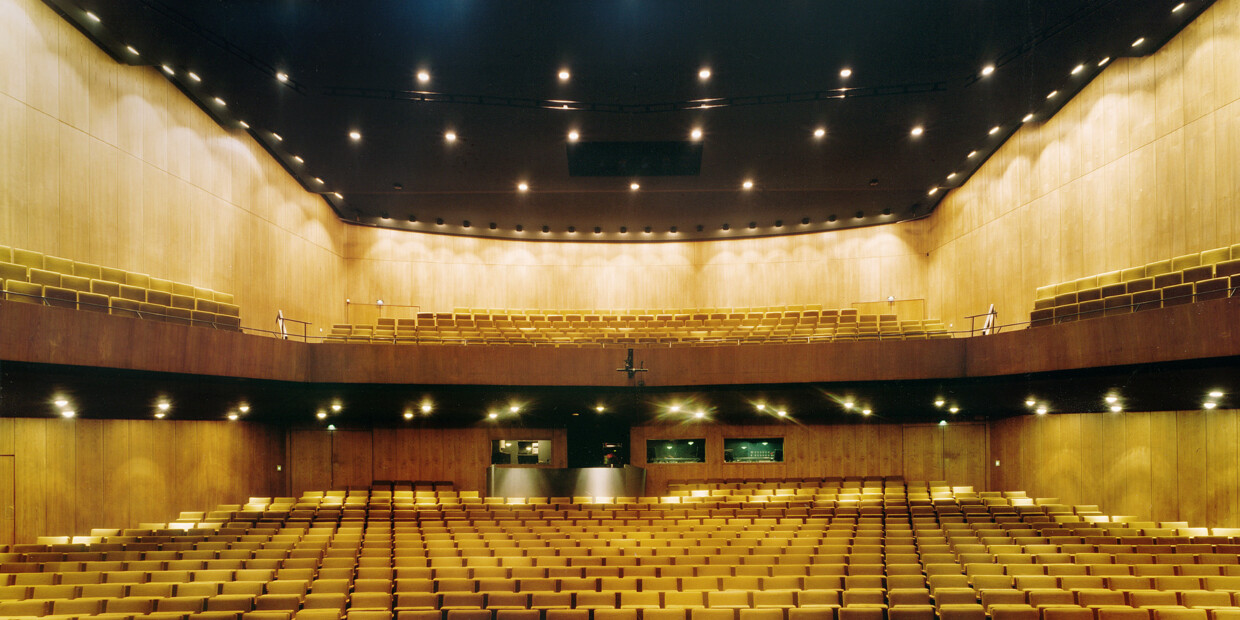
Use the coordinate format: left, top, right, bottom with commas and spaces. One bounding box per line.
634, 422, 987, 496
990, 409, 1240, 527
2, 419, 281, 543
0, 456, 13, 546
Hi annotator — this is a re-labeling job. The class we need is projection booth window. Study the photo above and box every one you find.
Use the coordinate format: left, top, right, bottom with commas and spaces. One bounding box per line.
646, 439, 706, 464
491, 439, 551, 465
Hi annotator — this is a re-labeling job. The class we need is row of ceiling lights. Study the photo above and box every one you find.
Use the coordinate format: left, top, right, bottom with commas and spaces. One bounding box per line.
389, 210, 898, 236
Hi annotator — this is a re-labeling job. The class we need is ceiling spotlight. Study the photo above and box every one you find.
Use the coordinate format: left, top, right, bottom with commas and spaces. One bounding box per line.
813, 127, 826, 138
239, 405, 250, 413
125, 45, 140, 56
1022, 113, 1034, 123
188, 72, 201, 82
839, 68, 852, 78
293, 156, 304, 164
1047, 90, 1059, 99
669, 405, 681, 412
595, 405, 605, 413
1036, 406, 1048, 414
777, 410, 787, 417
403, 411, 414, 420
331, 403, 342, 412
967, 150, 978, 158
1110, 405, 1123, 413
843, 401, 854, 410
1131, 37, 1145, 47
421, 403, 433, 413
518, 182, 529, 192
237, 120, 249, 130
862, 409, 872, 416
690, 128, 703, 140
755, 403, 766, 411
332, 192, 342, 199
154, 412, 165, 419
698, 68, 711, 80
1209, 391, 1224, 398
630, 182, 640, 190
54, 399, 68, 407
928, 187, 939, 196
742, 180, 754, 190
694, 411, 705, 419
161, 65, 174, 76
349, 130, 361, 141
949, 407, 959, 413
1098, 57, 1111, 67
488, 412, 499, 419
157, 402, 171, 411
947, 172, 957, 180
981, 64, 995, 76
444, 131, 457, 142
272, 132, 283, 142
558, 69, 571, 81
910, 126, 924, 137
988, 126, 1001, 135
568, 130, 579, 141
1205, 402, 1218, 410
1105, 395, 1118, 404
227, 413, 238, 421
934, 399, 945, 408
276, 72, 289, 82
509, 405, 520, 413
417, 70, 430, 83
61, 410, 76, 419
1071, 64, 1085, 75
1025, 399, 1036, 407
1173, 2, 1186, 11
85, 11, 100, 22
316, 411, 327, 419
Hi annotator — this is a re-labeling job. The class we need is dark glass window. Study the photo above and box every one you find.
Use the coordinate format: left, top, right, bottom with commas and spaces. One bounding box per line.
723, 438, 783, 463
491, 439, 551, 465
646, 439, 705, 464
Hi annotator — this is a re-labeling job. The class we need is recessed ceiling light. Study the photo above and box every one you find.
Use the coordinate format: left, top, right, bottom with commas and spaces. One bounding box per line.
669, 405, 681, 412
157, 402, 170, 411
444, 131, 457, 142
777, 410, 787, 417
1071, 64, 1085, 75
239, 405, 250, 413
934, 399, 945, 407
558, 69, 571, 81
421, 403, 433, 413
1047, 90, 1059, 99
568, 130, 579, 141
967, 150, 978, 158
332, 192, 343, 199
227, 413, 238, 421
947, 172, 957, 180
1098, 57, 1111, 67
981, 64, 995, 76
698, 68, 711, 80
1205, 402, 1218, 410
1131, 37, 1145, 47
1110, 405, 1123, 412
316, 411, 327, 420
272, 132, 283, 141
417, 70, 430, 83
314, 177, 323, 184
154, 412, 165, 419
690, 128, 703, 140
403, 411, 414, 420
742, 180, 754, 190
910, 126, 924, 137
839, 68, 852, 78
518, 182, 529, 192
928, 187, 939, 196
1105, 395, 1118, 404
1208, 390, 1224, 398
213, 97, 225, 106
1025, 399, 1036, 407
1173, 2, 1186, 11
61, 410, 76, 418
630, 182, 640, 190
54, 399, 68, 407
293, 156, 304, 164
188, 72, 201, 82
813, 127, 826, 138
276, 72, 289, 83
1022, 113, 1034, 123
488, 412, 499, 419
125, 45, 140, 56
85, 11, 100, 22
161, 65, 174, 76
694, 411, 705, 418
238, 121, 250, 129
349, 130, 361, 141
331, 403, 342, 412
595, 405, 605, 413
843, 401, 854, 410
988, 126, 1001, 135
1036, 406, 1048, 414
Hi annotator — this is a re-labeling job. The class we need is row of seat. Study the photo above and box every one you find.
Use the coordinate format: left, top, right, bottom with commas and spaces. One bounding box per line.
2, 482, 1239, 620
324, 312, 950, 346
0, 244, 241, 330
1030, 245, 1240, 327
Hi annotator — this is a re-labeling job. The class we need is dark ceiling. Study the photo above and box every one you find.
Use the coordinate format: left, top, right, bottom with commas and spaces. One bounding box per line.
48, 0, 1210, 241
5, 357, 1235, 428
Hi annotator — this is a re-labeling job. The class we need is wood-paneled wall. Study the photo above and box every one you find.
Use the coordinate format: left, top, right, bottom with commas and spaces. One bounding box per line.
0, 0, 345, 334
990, 409, 1240, 527
0, 418, 285, 544
924, 0, 1240, 330
288, 427, 568, 498
632, 422, 989, 496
